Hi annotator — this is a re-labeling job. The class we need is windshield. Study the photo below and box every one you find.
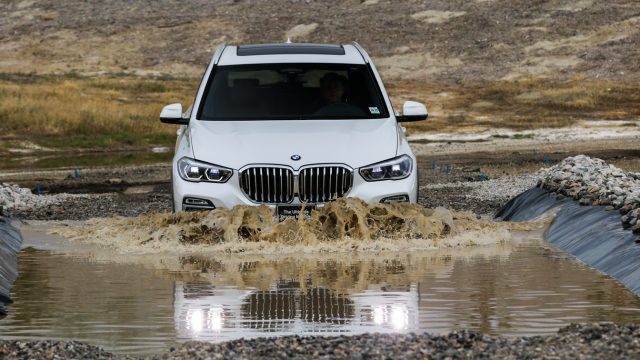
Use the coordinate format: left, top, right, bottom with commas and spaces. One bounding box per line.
197, 63, 389, 120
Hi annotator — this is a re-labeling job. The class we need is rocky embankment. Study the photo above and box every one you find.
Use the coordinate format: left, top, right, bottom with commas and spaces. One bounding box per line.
538, 155, 640, 234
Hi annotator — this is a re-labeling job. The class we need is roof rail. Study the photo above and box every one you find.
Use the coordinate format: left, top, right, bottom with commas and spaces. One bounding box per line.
212, 44, 227, 65
351, 42, 370, 64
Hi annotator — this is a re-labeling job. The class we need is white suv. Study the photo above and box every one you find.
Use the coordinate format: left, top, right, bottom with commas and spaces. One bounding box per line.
160, 43, 428, 216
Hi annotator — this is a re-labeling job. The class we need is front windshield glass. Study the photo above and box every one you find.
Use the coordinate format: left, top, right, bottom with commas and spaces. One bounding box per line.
198, 63, 389, 120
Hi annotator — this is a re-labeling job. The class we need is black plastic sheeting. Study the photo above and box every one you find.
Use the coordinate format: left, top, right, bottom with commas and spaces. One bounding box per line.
0, 217, 22, 317
497, 187, 640, 295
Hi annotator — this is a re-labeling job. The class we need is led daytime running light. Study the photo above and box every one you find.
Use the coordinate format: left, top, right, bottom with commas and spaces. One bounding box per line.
360, 155, 412, 182
177, 157, 232, 183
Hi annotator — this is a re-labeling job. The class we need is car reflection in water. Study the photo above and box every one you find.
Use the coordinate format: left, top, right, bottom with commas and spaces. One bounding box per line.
174, 280, 419, 342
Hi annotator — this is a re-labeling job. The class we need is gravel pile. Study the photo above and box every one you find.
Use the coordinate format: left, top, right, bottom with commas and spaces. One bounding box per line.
0, 183, 42, 210
467, 174, 540, 202
421, 174, 539, 215
9, 191, 171, 221
0, 340, 124, 360
1, 323, 639, 359
538, 155, 640, 234
0, 183, 77, 211
0, 184, 59, 209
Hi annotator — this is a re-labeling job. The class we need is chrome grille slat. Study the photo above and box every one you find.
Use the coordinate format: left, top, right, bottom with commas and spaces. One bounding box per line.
268, 168, 272, 203
330, 167, 335, 200
308, 168, 312, 203
279, 168, 283, 203
342, 168, 346, 193
315, 168, 319, 203
242, 165, 352, 204
260, 168, 264, 202
335, 167, 340, 199
246, 171, 252, 199
286, 170, 290, 201
321, 168, 326, 201
289, 171, 293, 200
240, 166, 294, 204
299, 165, 353, 203
251, 168, 256, 199
300, 170, 304, 199
270, 168, 275, 203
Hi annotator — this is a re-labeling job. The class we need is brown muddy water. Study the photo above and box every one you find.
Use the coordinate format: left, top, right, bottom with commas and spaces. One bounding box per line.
2, 222, 640, 355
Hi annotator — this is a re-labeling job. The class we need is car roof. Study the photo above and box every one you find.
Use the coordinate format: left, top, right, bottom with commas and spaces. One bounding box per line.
216, 43, 367, 65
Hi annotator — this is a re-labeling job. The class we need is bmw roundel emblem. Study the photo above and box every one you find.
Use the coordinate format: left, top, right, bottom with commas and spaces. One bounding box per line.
291, 154, 301, 161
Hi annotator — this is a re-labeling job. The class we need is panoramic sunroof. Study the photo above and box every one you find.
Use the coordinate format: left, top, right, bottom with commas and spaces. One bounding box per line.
237, 43, 346, 56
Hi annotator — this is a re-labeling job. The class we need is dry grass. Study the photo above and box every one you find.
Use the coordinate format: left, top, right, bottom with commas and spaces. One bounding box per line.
0, 73, 638, 150
387, 77, 640, 133
0, 73, 195, 148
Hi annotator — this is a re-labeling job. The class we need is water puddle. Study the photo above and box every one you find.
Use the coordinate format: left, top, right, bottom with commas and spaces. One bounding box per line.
1, 203, 639, 355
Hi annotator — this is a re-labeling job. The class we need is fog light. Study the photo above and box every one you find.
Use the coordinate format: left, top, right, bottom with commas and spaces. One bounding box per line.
182, 197, 215, 211
184, 198, 212, 206
380, 195, 409, 204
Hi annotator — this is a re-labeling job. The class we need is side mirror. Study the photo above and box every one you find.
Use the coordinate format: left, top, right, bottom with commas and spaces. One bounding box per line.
396, 101, 428, 122
160, 103, 189, 124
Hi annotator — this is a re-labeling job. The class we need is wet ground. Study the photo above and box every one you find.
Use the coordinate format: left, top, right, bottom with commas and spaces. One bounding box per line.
1, 137, 639, 220
1, 136, 640, 357
3, 231, 640, 355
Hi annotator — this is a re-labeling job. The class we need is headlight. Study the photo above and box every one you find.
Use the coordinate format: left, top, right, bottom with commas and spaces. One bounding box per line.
177, 157, 233, 183
359, 155, 413, 181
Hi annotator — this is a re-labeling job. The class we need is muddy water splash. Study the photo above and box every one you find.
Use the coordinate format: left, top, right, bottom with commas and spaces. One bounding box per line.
53, 198, 544, 255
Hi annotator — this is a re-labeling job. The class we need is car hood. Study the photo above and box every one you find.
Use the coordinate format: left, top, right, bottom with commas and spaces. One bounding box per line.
189, 119, 398, 170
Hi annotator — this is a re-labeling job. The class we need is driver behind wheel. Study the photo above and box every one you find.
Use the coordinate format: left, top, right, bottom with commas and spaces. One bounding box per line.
319, 72, 348, 105
314, 73, 365, 116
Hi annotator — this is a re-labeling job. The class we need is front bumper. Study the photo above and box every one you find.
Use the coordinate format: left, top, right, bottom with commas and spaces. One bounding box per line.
172, 165, 418, 212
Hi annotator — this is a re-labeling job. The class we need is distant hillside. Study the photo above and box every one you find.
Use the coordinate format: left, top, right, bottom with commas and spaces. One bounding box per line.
1, 0, 639, 81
